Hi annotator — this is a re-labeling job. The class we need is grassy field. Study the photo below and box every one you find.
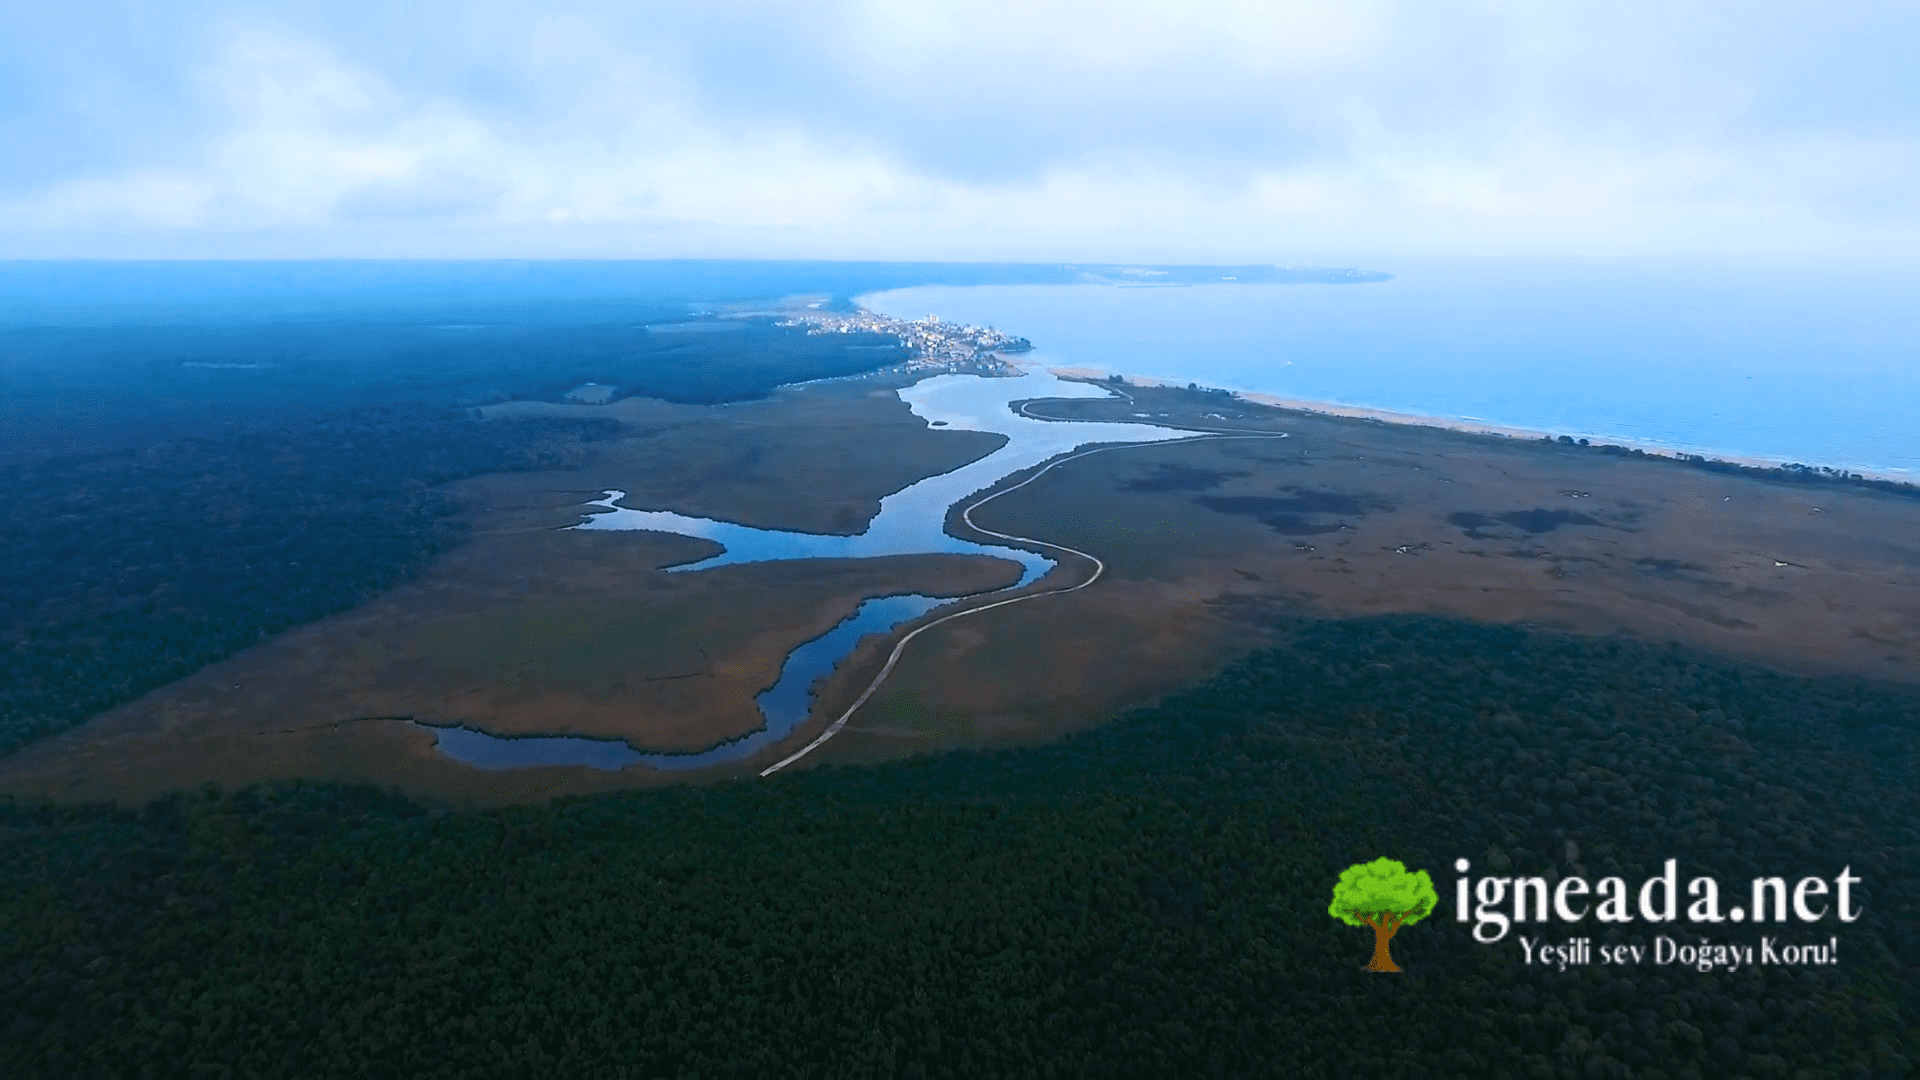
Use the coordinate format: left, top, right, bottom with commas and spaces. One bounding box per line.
480, 376, 1004, 535
8, 375, 1917, 803
0, 380, 1018, 807
806, 381, 1920, 769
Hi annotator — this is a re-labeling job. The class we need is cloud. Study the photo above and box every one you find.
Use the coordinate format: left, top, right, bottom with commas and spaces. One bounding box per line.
3, 1, 1918, 257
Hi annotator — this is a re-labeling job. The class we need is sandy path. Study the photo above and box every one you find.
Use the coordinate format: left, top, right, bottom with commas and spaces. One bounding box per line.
760, 428, 1292, 776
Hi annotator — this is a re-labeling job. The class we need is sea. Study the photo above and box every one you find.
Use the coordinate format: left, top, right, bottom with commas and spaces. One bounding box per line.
863, 258, 1920, 480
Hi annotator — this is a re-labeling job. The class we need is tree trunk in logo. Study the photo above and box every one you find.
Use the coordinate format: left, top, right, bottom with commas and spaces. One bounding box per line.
1364, 918, 1401, 972
1329, 859, 1434, 973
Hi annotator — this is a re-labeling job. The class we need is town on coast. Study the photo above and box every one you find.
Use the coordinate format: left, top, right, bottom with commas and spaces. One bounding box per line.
780, 306, 1032, 379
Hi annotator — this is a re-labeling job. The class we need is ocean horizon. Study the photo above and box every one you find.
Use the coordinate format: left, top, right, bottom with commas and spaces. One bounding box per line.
864, 258, 1920, 480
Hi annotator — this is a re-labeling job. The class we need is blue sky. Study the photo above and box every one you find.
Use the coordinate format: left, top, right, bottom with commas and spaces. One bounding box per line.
5, 1, 1918, 260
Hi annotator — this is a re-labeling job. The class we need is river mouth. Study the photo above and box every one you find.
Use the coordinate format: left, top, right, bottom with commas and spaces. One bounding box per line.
423, 364, 1194, 772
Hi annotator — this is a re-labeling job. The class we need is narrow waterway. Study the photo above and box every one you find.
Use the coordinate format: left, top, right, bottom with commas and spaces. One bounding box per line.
424, 364, 1194, 771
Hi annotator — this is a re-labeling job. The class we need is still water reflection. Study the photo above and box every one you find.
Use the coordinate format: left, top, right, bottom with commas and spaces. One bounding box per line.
425, 365, 1193, 771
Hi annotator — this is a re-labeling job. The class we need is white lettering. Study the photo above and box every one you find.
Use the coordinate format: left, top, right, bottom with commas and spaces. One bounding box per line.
1687, 876, 1724, 922
1752, 877, 1789, 923
1639, 859, 1679, 923
1595, 877, 1632, 922
1836, 867, 1861, 922
1514, 877, 1550, 924
1793, 877, 1829, 922
1475, 877, 1512, 943
1553, 876, 1590, 921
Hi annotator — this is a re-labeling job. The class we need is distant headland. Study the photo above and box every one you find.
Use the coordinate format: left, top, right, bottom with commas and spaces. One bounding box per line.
1060, 265, 1392, 286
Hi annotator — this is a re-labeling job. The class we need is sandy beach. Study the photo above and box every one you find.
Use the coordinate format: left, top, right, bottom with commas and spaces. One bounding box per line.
1045, 365, 1916, 485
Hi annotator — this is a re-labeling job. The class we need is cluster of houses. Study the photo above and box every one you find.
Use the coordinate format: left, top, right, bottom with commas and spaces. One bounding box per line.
562, 382, 618, 404
780, 307, 1032, 376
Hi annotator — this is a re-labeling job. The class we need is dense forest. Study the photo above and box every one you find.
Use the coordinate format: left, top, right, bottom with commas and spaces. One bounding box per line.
1, 258, 1389, 456
0, 405, 623, 757
0, 317, 906, 457
0, 303, 910, 758
4, 615, 1913, 1077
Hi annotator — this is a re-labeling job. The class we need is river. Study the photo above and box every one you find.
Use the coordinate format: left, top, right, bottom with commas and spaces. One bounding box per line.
422, 365, 1194, 770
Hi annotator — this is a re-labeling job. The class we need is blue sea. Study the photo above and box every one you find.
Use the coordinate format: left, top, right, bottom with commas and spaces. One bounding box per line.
866, 258, 1920, 480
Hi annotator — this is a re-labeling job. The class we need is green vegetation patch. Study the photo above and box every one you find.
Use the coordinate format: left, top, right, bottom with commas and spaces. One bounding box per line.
0, 408, 621, 757
972, 445, 1278, 583
408, 598, 729, 688
2, 614, 1915, 1077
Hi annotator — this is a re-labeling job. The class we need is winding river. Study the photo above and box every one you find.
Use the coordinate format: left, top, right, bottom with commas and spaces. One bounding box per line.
423, 364, 1195, 771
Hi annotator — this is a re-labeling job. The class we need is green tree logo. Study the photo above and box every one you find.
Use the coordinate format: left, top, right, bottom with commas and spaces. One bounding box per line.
1328, 857, 1438, 972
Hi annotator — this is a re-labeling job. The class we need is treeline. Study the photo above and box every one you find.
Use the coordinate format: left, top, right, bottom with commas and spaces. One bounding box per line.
2, 615, 1913, 1077
1544, 435, 1920, 501
0, 407, 621, 757
0, 318, 905, 459
0, 310, 911, 759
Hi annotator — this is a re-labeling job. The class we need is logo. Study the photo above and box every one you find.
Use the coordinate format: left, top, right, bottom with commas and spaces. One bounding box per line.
1453, 858, 1862, 942
1328, 857, 1438, 972
1454, 856, 1860, 971
1330, 855, 1860, 974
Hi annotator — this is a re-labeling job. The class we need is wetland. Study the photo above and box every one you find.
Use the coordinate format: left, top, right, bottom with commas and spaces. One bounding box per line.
6, 361, 1918, 805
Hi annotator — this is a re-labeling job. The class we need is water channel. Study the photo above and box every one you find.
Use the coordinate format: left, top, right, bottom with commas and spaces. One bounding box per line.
423, 364, 1196, 770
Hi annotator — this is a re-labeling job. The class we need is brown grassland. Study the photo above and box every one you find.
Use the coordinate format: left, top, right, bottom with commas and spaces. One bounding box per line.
812, 382, 1920, 766
3, 376, 1917, 804
0, 380, 1015, 806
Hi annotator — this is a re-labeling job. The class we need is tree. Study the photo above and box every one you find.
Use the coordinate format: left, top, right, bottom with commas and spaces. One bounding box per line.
1328, 857, 1437, 972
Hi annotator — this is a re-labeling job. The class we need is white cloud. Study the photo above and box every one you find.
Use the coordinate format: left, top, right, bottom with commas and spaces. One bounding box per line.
3, 1, 1918, 257
840, 0, 1381, 77
8, 172, 217, 230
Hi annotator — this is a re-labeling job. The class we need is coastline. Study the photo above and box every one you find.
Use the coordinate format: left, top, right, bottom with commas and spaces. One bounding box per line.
855, 272, 1920, 489
1040, 364, 1918, 487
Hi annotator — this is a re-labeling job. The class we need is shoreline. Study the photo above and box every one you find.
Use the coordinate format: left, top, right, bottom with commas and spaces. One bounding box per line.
1039, 364, 1918, 487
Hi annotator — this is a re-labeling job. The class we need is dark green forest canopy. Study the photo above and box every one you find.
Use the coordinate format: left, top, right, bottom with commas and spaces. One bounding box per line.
0, 268, 1029, 757
0, 303, 904, 759
4, 616, 1914, 1078
0, 406, 621, 758
0, 260, 1388, 457
0, 318, 905, 458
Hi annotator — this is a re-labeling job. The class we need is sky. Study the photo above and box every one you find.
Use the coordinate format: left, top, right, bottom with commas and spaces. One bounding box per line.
4, 1, 1919, 261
